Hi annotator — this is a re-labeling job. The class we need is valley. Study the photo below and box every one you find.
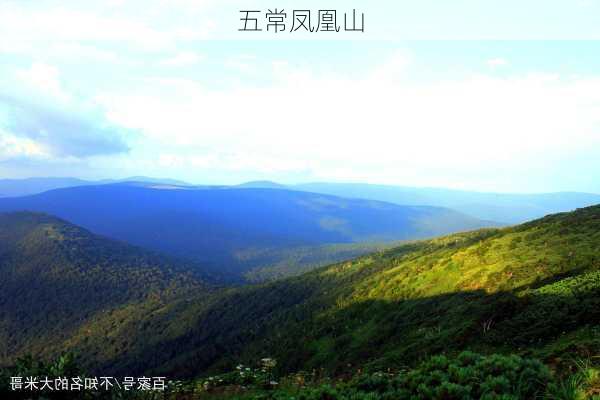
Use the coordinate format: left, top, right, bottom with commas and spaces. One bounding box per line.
0, 183, 492, 280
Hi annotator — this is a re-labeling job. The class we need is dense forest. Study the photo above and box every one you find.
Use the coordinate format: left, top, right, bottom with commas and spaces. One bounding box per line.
0, 212, 216, 368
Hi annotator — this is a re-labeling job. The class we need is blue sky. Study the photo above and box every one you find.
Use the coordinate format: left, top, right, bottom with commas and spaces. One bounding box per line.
1, 1, 600, 193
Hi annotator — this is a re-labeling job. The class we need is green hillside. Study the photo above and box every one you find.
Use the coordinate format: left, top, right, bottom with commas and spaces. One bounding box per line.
1, 206, 600, 398
143, 205, 599, 378
14, 205, 593, 381
241, 242, 398, 283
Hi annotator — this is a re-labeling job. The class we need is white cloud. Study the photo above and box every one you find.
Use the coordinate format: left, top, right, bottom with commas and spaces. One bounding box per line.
0, 63, 131, 159
159, 51, 205, 67
370, 50, 413, 82
15, 63, 70, 103
49, 43, 120, 63
487, 58, 509, 68
96, 51, 600, 190
0, 0, 216, 51
225, 55, 257, 73
0, 130, 48, 160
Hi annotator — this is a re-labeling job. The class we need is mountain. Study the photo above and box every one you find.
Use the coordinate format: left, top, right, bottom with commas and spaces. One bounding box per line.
291, 182, 600, 224
0, 184, 492, 277
0, 212, 213, 369
107, 176, 191, 186
0, 176, 191, 198
1, 205, 599, 381
5, 177, 599, 224
235, 180, 288, 189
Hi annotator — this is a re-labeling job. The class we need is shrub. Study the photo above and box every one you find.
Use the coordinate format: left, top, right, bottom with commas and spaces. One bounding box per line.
389, 352, 552, 399
242, 352, 556, 400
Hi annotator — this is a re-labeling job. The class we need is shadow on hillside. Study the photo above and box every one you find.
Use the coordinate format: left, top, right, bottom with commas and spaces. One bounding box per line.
90, 271, 599, 378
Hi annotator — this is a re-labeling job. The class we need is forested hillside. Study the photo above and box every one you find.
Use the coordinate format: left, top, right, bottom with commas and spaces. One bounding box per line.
0, 212, 214, 369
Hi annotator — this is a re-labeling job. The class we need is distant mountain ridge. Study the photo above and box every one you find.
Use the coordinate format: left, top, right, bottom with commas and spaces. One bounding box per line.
269, 181, 600, 224
1, 177, 598, 223
0, 176, 191, 198
0, 184, 492, 277
234, 180, 287, 189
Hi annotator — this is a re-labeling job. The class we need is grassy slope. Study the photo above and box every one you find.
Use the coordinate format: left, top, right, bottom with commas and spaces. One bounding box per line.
55, 205, 600, 379
241, 242, 399, 283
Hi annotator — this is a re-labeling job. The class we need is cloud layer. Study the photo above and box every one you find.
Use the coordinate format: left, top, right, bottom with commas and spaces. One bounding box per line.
1, 1, 600, 192
98, 53, 600, 191
0, 63, 130, 160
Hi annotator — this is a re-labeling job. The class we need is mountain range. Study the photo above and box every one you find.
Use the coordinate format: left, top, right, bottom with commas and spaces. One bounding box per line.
2, 177, 599, 224
0, 176, 190, 198
283, 182, 600, 224
0, 184, 491, 278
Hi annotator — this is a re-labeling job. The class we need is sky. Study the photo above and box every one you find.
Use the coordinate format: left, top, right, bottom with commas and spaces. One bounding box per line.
1, 0, 600, 193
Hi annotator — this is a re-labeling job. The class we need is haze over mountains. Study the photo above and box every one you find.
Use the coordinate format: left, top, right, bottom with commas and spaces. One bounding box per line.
0, 176, 190, 198
0, 184, 490, 278
2, 176, 599, 281
267, 181, 600, 224
2, 177, 599, 224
